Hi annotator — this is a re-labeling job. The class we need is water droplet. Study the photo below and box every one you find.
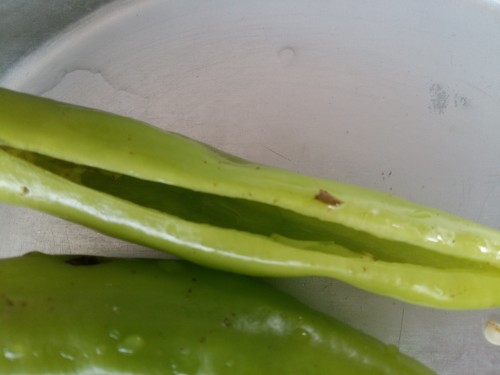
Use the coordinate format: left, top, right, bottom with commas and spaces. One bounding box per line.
95, 346, 106, 356
60, 351, 75, 361
479, 245, 489, 254
108, 329, 121, 340
293, 327, 311, 341
225, 360, 235, 367
278, 46, 296, 66
117, 335, 145, 355
293, 325, 321, 343
3, 345, 25, 360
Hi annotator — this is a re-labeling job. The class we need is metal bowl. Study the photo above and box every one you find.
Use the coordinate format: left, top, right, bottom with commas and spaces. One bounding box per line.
2, 1, 500, 373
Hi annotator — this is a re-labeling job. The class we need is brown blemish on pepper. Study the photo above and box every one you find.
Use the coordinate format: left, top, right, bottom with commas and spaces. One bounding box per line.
223, 317, 232, 328
362, 253, 376, 261
21, 186, 30, 195
315, 189, 342, 206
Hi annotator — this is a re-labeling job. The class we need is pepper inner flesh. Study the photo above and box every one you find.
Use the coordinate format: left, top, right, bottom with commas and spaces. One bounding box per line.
3, 146, 497, 272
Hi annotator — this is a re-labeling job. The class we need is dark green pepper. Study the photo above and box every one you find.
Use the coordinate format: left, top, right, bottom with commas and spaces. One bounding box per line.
0, 252, 435, 374
1, 87, 500, 309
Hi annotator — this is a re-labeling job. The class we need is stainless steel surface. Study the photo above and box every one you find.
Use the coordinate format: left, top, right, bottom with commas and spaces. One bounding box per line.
0, 0, 114, 74
1, 1, 500, 373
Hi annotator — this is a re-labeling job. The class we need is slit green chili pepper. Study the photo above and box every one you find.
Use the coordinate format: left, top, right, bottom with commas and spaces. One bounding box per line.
0, 252, 435, 374
0, 87, 500, 309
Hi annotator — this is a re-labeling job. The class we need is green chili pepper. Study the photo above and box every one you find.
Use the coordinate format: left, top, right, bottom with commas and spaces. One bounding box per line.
0, 87, 500, 309
0, 252, 434, 374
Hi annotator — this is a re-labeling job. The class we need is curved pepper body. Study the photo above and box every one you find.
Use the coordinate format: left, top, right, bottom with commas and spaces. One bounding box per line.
0, 252, 435, 374
0, 87, 500, 309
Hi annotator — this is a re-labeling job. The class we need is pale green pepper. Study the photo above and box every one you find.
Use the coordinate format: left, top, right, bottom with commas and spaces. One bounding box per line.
0, 252, 435, 374
1, 87, 500, 309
